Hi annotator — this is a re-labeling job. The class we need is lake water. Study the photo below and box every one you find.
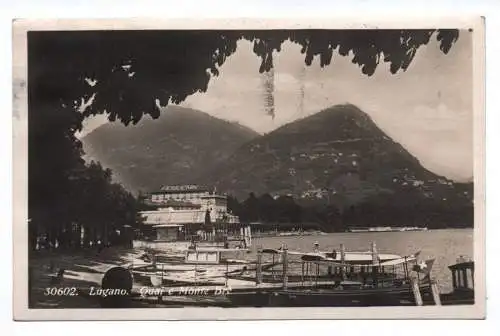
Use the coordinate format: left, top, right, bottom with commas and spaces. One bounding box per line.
253, 229, 473, 293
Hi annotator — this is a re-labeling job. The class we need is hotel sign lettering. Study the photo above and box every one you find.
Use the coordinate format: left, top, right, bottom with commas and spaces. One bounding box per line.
160, 185, 206, 192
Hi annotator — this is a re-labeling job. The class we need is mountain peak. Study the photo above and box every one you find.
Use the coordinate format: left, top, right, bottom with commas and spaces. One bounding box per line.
81, 106, 259, 193
318, 103, 371, 118
200, 104, 446, 200
269, 103, 385, 144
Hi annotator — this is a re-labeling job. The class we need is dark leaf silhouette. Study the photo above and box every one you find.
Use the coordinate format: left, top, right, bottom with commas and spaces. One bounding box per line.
29, 29, 459, 126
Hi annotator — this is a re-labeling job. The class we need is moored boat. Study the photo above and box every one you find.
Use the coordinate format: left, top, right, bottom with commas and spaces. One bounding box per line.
85, 240, 460, 308
129, 244, 277, 287
225, 243, 437, 307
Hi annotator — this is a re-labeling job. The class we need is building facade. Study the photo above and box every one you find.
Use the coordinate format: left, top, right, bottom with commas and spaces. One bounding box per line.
150, 184, 211, 205
140, 185, 241, 241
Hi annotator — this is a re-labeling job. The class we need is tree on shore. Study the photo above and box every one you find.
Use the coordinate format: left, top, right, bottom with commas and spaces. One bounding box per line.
227, 189, 473, 232
29, 160, 138, 250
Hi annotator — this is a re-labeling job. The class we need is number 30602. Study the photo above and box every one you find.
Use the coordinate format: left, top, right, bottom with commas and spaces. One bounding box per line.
44, 287, 78, 296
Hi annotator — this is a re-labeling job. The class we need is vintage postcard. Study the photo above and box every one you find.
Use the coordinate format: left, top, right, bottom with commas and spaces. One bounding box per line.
12, 17, 485, 320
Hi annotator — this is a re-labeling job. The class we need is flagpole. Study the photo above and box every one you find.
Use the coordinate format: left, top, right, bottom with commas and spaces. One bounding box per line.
404, 256, 408, 281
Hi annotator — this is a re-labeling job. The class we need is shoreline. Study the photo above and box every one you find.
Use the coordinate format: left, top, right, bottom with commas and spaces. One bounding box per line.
251, 227, 472, 238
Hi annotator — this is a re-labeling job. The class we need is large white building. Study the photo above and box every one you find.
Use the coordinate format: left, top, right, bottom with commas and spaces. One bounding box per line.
140, 185, 242, 242
150, 184, 212, 205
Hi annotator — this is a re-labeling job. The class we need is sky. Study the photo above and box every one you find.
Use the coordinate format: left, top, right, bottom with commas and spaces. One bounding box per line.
80, 30, 473, 182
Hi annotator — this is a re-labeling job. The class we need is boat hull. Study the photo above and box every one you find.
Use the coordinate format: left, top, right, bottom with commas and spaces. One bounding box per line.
130, 262, 275, 286
227, 284, 434, 307
440, 289, 475, 305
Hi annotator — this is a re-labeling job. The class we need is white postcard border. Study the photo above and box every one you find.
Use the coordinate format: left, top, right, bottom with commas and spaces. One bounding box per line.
12, 16, 486, 321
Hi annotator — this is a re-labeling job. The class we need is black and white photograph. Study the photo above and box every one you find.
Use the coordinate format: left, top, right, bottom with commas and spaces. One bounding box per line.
12, 17, 485, 320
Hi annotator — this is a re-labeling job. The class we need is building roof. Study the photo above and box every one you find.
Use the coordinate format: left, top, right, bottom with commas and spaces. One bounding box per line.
151, 189, 210, 195
141, 209, 240, 225
155, 184, 211, 193
448, 261, 474, 271
200, 194, 227, 199
153, 224, 184, 228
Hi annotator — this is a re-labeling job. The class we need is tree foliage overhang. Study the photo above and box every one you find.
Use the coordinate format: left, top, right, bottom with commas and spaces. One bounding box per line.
29, 29, 459, 129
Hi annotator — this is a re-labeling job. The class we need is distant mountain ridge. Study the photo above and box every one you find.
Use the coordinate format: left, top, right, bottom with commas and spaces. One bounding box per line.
82, 106, 260, 193
82, 104, 472, 212
195, 104, 472, 207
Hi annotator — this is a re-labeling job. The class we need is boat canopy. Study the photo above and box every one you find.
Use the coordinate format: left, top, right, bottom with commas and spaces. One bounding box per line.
262, 248, 282, 254
261, 248, 420, 267
378, 256, 417, 266
188, 247, 250, 253
448, 261, 474, 271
